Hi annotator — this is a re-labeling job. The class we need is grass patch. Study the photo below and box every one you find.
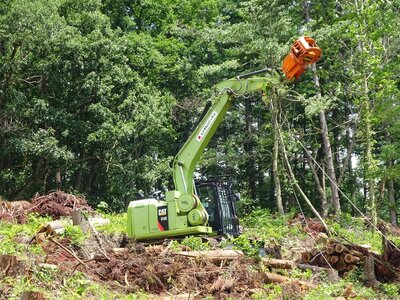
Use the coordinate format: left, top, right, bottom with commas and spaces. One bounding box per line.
61, 225, 88, 246
303, 280, 377, 300
240, 209, 306, 241
171, 235, 210, 251
327, 214, 400, 253
0, 214, 51, 256
1, 270, 148, 300
96, 212, 127, 234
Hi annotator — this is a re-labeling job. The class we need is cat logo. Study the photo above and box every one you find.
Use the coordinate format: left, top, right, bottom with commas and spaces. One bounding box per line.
158, 208, 167, 216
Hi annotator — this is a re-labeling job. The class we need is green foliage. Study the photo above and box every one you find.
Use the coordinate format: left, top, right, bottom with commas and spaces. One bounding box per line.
240, 209, 306, 241
252, 284, 282, 300
2, 270, 143, 300
0, 0, 399, 230
174, 236, 210, 251
326, 214, 400, 253
228, 234, 260, 257
381, 283, 400, 299
62, 225, 88, 246
96, 201, 110, 213
304, 281, 377, 300
0, 214, 50, 256
96, 213, 127, 234
223, 209, 306, 258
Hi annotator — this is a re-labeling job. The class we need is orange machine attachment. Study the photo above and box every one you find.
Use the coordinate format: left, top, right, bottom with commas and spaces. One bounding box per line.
282, 36, 322, 80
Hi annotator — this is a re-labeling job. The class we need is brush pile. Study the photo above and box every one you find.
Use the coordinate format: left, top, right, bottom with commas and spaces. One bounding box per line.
28, 191, 92, 219
0, 191, 93, 223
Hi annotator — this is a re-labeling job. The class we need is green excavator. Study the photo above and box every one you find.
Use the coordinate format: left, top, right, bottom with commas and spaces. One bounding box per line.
127, 37, 322, 240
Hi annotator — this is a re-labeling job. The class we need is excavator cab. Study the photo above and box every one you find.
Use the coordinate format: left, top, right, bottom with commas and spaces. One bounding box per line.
195, 178, 240, 237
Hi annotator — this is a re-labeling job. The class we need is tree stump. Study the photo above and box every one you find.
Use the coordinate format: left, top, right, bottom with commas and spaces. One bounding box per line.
72, 209, 83, 226
364, 256, 380, 287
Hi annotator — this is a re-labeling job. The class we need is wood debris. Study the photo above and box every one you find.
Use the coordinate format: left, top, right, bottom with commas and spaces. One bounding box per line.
28, 191, 92, 219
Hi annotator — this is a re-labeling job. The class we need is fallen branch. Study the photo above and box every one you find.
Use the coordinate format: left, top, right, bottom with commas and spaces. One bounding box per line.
124, 271, 131, 287
175, 250, 244, 260
159, 240, 174, 256
48, 237, 87, 267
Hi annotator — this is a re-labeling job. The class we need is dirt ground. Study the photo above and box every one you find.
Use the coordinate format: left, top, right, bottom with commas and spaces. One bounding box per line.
2, 191, 400, 299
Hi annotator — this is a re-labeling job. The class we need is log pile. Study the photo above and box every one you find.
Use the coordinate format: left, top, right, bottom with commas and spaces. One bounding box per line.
301, 242, 365, 277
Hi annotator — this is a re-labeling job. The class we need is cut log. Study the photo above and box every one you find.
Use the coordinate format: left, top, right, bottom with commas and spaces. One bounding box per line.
335, 244, 348, 254
263, 272, 316, 289
301, 252, 312, 263
309, 254, 330, 268
175, 250, 244, 260
326, 245, 335, 255
349, 249, 364, 258
315, 233, 329, 245
298, 263, 327, 272
340, 253, 354, 264
330, 255, 339, 264
323, 254, 331, 262
262, 258, 296, 269
336, 261, 346, 271
345, 264, 357, 272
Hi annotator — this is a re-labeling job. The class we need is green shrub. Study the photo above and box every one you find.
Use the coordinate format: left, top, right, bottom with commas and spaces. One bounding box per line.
381, 283, 400, 298
240, 209, 306, 241
62, 225, 88, 246
179, 236, 210, 251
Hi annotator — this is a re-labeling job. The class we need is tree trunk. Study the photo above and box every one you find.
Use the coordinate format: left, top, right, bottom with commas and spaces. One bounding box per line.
55, 168, 61, 190
386, 131, 397, 225
270, 95, 283, 214
318, 109, 341, 214
388, 174, 397, 226
245, 98, 257, 199
363, 77, 377, 226
304, 147, 328, 217
303, 0, 341, 214
277, 121, 330, 236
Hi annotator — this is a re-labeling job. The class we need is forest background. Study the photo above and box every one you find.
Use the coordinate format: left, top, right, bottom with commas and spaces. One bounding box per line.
0, 0, 399, 225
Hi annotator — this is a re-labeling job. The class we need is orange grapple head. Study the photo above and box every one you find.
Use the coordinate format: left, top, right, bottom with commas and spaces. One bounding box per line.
282, 36, 322, 80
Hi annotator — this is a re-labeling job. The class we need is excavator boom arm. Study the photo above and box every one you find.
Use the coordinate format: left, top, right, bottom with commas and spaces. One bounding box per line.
173, 72, 284, 194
